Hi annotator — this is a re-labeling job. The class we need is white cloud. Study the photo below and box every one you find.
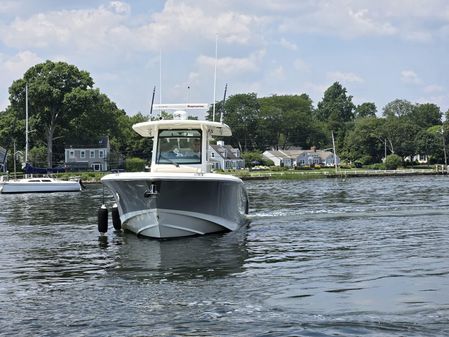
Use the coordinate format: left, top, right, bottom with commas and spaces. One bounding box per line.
197, 50, 265, 75
2, 50, 42, 75
278, 2, 398, 39
293, 58, 309, 72
0, 1, 21, 14
136, 0, 263, 52
270, 65, 285, 79
0, 5, 130, 51
424, 84, 444, 93
327, 71, 364, 83
108, 1, 131, 15
0, 51, 43, 110
416, 95, 449, 110
279, 37, 298, 50
401, 70, 421, 84
275, 0, 449, 41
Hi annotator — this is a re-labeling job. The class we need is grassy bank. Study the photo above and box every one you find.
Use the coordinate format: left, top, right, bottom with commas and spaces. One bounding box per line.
44, 166, 445, 183
231, 167, 444, 180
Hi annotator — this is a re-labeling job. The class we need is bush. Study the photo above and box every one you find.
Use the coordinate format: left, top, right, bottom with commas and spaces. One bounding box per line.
367, 163, 386, 170
384, 154, 402, 170
125, 157, 146, 172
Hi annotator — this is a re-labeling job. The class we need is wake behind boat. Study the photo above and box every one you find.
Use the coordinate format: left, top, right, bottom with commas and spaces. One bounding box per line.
101, 104, 249, 239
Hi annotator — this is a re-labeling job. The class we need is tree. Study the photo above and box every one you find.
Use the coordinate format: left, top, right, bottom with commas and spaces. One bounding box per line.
343, 116, 385, 164
382, 99, 414, 118
315, 82, 355, 153
258, 94, 321, 150
355, 102, 377, 118
63, 88, 126, 147
384, 154, 402, 170
315, 82, 355, 124
408, 103, 442, 128
8, 61, 94, 166
210, 93, 260, 152
382, 116, 421, 158
414, 127, 443, 163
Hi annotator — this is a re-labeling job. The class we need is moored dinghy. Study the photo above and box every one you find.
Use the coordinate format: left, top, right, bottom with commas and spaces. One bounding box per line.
101, 104, 249, 239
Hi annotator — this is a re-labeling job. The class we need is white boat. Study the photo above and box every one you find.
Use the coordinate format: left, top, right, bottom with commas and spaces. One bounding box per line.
0, 175, 82, 194
0, 84, 83, 194
101, 105, 249, 239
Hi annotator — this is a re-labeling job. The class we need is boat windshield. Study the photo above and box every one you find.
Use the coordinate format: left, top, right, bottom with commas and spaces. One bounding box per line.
157, 129, 202, 165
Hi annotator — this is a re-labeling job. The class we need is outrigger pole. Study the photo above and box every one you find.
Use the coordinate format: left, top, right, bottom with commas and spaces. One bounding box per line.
149, 86, 156, 116
220, 83, 227, 124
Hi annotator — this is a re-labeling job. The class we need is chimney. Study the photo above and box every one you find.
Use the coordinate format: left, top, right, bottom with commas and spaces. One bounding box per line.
217, 140, 225, 147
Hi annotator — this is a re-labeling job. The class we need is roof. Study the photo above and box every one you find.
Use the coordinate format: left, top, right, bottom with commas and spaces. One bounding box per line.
298, 150, 335, 160
133, 119, 232, 138
210, 144, 241, 159
264, 149, 337, 160
264, 150, 301, 159
66, 136, 109, 149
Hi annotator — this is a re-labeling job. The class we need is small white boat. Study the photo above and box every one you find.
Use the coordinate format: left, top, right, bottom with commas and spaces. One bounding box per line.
0, 85, 83, 194
0, 175, 83, 194
0, 84, 83, 194
101, 104, 249, 239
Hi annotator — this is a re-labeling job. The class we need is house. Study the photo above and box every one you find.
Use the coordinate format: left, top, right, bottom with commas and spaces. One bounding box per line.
296, 147, 339, 167
209, 141, 245, 170
64, 136, 110, 171
262, 149, 302, 167
404, 154, 429, 164
263, 147, 340, 167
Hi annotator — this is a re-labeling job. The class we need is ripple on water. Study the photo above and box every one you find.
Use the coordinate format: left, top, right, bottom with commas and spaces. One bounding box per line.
1, 177, 449, 336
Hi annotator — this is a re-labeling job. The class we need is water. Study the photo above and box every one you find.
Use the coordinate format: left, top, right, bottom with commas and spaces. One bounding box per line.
1, 175, 449, 336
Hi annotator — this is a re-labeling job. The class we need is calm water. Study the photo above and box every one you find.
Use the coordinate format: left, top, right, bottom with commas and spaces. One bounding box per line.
1, 176, 449, 336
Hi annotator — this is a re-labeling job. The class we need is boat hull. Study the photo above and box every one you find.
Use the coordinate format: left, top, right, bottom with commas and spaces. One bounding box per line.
102, 173, 249, 238
0, 179, 82, 194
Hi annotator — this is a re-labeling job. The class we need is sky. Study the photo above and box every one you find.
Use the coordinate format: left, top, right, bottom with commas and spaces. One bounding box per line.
1, 0, 449, 118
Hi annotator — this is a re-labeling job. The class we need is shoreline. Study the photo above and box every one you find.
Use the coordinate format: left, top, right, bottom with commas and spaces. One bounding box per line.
237, 168, 447, 180
3, 168, 444, 184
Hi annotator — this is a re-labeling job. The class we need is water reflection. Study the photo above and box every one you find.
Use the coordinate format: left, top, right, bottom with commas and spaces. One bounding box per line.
109, 229, 249, 281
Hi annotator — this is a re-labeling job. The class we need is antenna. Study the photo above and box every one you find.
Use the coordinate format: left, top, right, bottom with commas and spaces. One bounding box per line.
220, 83, 227, 124
149, 86, 156, 116
159, 50, 162, 105
212, 34, 218, 122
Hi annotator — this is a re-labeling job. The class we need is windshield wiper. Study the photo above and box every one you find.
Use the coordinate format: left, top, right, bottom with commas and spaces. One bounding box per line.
159, 154, 179, 167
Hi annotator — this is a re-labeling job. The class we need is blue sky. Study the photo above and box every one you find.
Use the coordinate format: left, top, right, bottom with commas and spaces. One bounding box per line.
1, 0, 448, 118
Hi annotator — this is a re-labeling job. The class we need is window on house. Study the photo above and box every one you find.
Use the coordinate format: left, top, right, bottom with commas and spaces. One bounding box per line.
80, 150, 86, 159
69, 150, 75, 159
90, 150, 95, 158
211, 152, 215, 158
99, 150, 104, 159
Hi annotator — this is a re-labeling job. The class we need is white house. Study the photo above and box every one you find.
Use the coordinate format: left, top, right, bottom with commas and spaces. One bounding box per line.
404, 154, 429, 164
262, 150, 296, 167
64, 136, 110, 171
209, 141, 245, 170
263, 147, 340, 167
296, 147, 340, 167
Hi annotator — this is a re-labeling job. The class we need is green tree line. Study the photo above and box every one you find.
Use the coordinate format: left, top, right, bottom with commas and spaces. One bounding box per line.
1, 61, 448, 170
